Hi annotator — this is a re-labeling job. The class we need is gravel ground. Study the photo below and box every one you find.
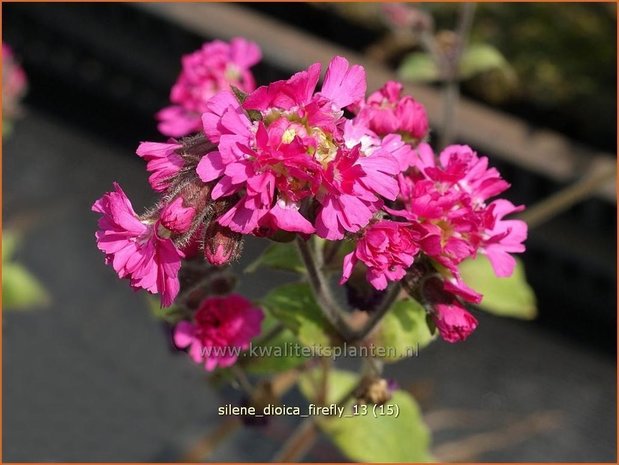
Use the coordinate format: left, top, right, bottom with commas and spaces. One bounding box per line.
3, 111, 616, 461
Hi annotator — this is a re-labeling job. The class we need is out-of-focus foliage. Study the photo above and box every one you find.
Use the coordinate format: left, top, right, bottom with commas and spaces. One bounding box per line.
373, 297, 435, 362
314, 2, 616, 149
399, 43, 515, 83
261, 282, 334, 347
459, 256, 537, 320
3, 231, 50, 310
299, 368, 433, 462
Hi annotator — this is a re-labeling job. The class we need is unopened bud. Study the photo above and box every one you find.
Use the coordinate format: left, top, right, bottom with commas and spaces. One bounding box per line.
203, 222, 243, 266
422, 276, 478, 343
159, 197, 195, 234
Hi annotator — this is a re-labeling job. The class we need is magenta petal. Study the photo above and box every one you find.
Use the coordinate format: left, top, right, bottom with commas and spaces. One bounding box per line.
484, 246, 517, 277
320, 56, 367, 109
174, 321, 195, 349
156, 106, 201, 137
196, 151, 227, 182
339, 252, 357, 285
267, 202, 315, 234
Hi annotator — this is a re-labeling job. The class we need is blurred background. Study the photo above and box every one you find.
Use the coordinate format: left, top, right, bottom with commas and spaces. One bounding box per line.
2, 2, 616, 462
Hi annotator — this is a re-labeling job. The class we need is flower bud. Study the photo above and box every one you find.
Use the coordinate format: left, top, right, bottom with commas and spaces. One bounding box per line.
422, 276, 478, 343
203, 222, 243, 266
160, 197, 195, 234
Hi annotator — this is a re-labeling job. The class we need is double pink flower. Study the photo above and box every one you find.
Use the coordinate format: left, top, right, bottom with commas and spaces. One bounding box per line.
92, 183, 192, 306
197, 56, 411, 240
157, 38, 261, 137
173, 294, 264, 371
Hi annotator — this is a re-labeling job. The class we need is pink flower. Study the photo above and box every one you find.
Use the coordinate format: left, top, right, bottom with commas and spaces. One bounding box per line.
422, 276, 478, 343
355, 80, 429, 141
173, 294, 264, 371
198, 56, 407, 240
433, 300, 478, 343
388, 143, 526, 277
341, 220, 420, 290
480, 199, 527, 277
157, 38, 261, 137
92, 183, 183, 307
136, 141, 184, 192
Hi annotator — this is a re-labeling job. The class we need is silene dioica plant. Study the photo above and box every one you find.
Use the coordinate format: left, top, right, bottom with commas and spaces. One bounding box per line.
92, 38, 528, 461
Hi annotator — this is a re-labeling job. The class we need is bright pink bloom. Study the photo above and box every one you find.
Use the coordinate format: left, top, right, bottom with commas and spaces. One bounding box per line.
160, 197, 195, 234
173, 294, 264, 371
157, 38, 261, 137
433, 300, 478, 343
198, 56, 409, 240
341, 220, 420, 290
92, 183, 183, 307
422, 276, 478, 343
355, 80, 429, 141
388, 143, 526, 278
480, 199, 527, 277
136, 141, 184, 192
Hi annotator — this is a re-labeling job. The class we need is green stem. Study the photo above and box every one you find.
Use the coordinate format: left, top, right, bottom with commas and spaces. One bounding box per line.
295, 237, 355, 341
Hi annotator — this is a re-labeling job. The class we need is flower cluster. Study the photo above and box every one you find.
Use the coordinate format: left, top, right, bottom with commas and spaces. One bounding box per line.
197, 57, 418, 240
2, 44, 28, 125
340, 141, 527, 341
93, 45, 526, 348
157, 38, 261, 137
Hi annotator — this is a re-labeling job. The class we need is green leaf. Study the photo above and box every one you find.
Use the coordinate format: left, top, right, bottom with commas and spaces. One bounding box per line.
374, 298, 435, 362
298, 368, 359, 404
3, 120, 13, 137
2, 263, 49, 310
261, 282, 332, 347
398, 52, 440, 83
459, 43, 513, 80
459, 255, 537, 319
241, 315, 309, 374
2, 231, 20, 263
245, 242, 305, 274
299, 369, 433, 462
